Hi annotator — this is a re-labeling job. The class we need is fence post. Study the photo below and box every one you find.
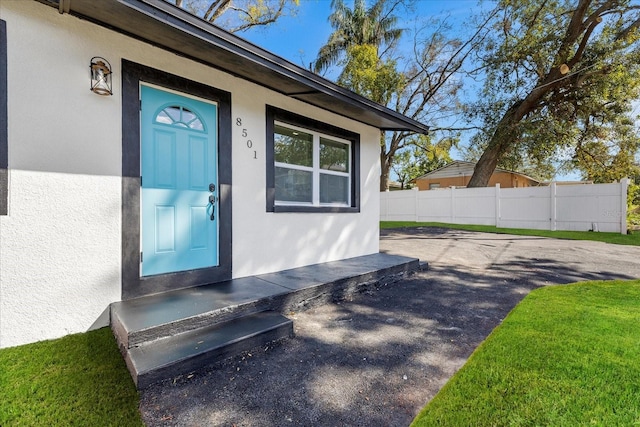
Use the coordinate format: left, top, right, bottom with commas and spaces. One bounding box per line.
550, 182, 557, 231
621, 178, 629, 235
495, 183, 500, 227
414, 187, 419, 223
450, 186, 456, 224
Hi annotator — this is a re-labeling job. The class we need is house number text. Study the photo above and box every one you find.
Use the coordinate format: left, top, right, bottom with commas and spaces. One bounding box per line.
236, 118, 257, 159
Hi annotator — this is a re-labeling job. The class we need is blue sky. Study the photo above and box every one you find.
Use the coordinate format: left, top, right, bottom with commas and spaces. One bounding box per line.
242, 0, 481, 71
241, 1, 581, 181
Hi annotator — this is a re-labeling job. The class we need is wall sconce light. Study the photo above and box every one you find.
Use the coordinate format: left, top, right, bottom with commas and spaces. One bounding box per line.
90, 57, 113, 96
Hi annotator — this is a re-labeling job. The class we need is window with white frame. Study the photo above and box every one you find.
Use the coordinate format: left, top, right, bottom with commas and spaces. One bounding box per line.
274, 122, 351, 206
266, 106, 360, 213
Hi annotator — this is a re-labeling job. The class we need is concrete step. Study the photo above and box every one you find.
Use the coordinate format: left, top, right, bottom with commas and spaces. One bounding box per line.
110, 253, 421, 389
111, 253, 420, 350
125, 311, 293, 389
111, 276, 289, 350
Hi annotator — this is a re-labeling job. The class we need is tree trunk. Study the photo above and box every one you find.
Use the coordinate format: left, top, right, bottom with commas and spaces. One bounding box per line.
467, 105, 522, 187
467, 143, 502, 187
468, 95, 542, 187
380, 147, 391, 191
467, 0, 604, 187
380, 131, 392, 192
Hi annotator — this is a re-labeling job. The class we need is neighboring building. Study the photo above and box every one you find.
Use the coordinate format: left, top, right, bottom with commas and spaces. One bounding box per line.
0, 0, 428, 348
387, 181, 405, 191
413, 161, 542, 190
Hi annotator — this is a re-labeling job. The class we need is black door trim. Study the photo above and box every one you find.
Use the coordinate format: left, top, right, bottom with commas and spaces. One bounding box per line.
121, 59, 232, 299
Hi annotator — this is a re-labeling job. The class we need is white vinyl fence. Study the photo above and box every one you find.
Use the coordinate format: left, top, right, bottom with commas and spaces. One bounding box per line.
380, 179, 629, 234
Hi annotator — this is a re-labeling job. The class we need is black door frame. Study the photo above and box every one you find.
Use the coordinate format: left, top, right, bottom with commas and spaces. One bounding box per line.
121, 60, 232, 300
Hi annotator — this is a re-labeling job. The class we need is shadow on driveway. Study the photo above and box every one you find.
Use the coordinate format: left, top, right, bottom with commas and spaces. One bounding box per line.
140, 228, 640, 426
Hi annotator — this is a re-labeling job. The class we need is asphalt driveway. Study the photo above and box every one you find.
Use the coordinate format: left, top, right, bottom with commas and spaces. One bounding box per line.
139, 227, 640, 426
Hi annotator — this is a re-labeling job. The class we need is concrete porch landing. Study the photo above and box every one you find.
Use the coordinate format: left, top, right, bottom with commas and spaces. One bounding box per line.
111, 253, 421, 388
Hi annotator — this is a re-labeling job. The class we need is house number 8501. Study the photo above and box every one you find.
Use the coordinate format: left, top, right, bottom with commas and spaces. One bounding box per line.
237, 118, 257, 159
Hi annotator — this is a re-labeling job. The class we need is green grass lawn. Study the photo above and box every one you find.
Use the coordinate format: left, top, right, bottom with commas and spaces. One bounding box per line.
411, 280, 640, 426
3, 281, 638, 426
381, 221, 640, 246
0, 327, 143, 427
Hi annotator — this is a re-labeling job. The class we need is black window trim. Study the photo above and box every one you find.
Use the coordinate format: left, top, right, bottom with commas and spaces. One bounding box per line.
266, 105, 360, 213
0, 20, 7, 216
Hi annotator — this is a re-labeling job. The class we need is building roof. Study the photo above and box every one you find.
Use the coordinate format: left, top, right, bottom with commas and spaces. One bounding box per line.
414, 161, 542, 184
38, 0, 429, 134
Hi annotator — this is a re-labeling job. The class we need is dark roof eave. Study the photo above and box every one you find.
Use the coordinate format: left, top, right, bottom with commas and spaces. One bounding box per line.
37, 0, 429, 134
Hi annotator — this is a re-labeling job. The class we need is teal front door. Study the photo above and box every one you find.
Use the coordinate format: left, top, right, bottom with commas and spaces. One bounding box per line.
140, 85, 219, 276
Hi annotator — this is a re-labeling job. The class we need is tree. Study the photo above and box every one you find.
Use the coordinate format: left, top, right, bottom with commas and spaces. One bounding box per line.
462, 129, 557, 182
571, 111, 640, 183
335, 36, 463, 190
391, 137, 453, 189
337, 44, 404, 105
467, 0, 640, 187
313, 0, 405, 75
167, 0, 299, 32
317, 1, 495, 190
314, 0, 405, 191
375, 13, 494, 191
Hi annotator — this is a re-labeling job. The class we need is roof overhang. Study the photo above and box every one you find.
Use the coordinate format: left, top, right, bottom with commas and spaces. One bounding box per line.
37, 0, 429, 134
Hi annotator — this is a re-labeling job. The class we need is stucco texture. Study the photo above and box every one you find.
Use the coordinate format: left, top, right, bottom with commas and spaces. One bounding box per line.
0, 1, 382, 347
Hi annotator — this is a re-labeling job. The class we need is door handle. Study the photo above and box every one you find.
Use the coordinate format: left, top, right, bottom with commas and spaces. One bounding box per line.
208, 194, 217, 221
208, 183, 217, 221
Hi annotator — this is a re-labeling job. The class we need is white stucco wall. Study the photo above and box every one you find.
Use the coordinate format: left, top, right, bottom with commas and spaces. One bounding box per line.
0, 1, 381, 348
